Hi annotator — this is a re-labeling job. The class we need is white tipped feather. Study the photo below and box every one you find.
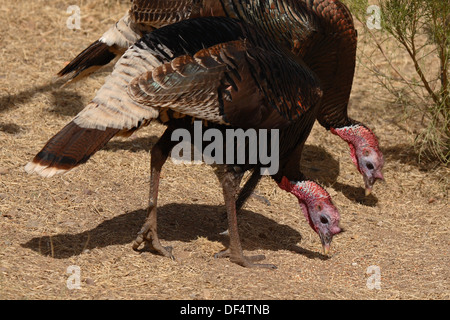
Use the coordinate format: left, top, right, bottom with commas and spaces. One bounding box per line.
24, 162, 38, 174
24, 162, 68, 178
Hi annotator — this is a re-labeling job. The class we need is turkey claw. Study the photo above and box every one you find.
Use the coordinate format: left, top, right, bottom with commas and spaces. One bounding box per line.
132, 231, 175, 260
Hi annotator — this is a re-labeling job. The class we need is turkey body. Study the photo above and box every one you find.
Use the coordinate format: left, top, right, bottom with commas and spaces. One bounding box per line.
27, 17, 340, 267
59, 0, 384, 195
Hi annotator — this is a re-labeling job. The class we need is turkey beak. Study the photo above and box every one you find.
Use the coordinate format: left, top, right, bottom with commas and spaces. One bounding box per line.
363, 175, 375, 196
319, 231, 332, 255
323, 244, 330, 255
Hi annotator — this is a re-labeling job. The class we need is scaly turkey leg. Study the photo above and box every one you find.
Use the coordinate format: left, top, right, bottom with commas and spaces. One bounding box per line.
215, 168, 277, 269
132, 127, 177, 258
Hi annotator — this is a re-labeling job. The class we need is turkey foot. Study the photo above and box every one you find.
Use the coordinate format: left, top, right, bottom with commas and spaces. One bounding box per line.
133, 237, 174, 259
132, 224, 175, 259
214, 248, 276, 269
132, 206, 175, 260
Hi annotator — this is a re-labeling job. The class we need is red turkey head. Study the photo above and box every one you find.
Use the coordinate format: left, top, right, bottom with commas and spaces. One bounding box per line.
331, 124, 384, 195
278, 177, 342, 255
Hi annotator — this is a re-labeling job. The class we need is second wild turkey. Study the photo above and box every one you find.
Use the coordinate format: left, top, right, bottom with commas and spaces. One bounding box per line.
57, 0, 384, 196
26, 17, 342, 268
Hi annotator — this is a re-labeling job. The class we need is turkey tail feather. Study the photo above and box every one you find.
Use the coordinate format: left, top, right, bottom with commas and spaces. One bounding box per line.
25, 121, 120, 177
57, 40, 118, 83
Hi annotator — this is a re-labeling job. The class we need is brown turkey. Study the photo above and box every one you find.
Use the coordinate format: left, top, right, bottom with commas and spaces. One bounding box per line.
26, 17, 341, 268
58, 0, 384, 196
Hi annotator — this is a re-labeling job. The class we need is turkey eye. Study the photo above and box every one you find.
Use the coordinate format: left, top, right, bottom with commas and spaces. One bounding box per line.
320, 215, 329, 224
366, 162, 374, 170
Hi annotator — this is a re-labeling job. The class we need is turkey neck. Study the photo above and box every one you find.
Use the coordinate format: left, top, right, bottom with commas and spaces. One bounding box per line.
300, 0, 358, 130
219, 0, 357, 129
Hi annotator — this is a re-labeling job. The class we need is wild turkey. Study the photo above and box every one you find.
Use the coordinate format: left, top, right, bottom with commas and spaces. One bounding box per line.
57, 0, 384, 196
26, 17, 342, 268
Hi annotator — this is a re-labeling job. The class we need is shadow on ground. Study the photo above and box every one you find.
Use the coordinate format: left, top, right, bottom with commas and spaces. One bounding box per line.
22, 203, 327, 261
0, 122, 23, 134
1, 80, 69, 113
47, 89, 85, 116
0, 69, 112, 116
382, 144, 442, 170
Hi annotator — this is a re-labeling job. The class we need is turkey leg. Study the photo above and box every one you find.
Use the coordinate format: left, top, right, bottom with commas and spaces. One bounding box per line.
215, 168, 277, 269
132, 127, 177, 259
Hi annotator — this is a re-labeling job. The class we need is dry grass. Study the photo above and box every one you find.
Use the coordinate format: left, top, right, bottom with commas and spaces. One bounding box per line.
0, 0, 448, 300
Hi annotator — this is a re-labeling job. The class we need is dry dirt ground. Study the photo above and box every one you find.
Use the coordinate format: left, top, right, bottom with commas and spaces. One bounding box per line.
0, 0, 448, 300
